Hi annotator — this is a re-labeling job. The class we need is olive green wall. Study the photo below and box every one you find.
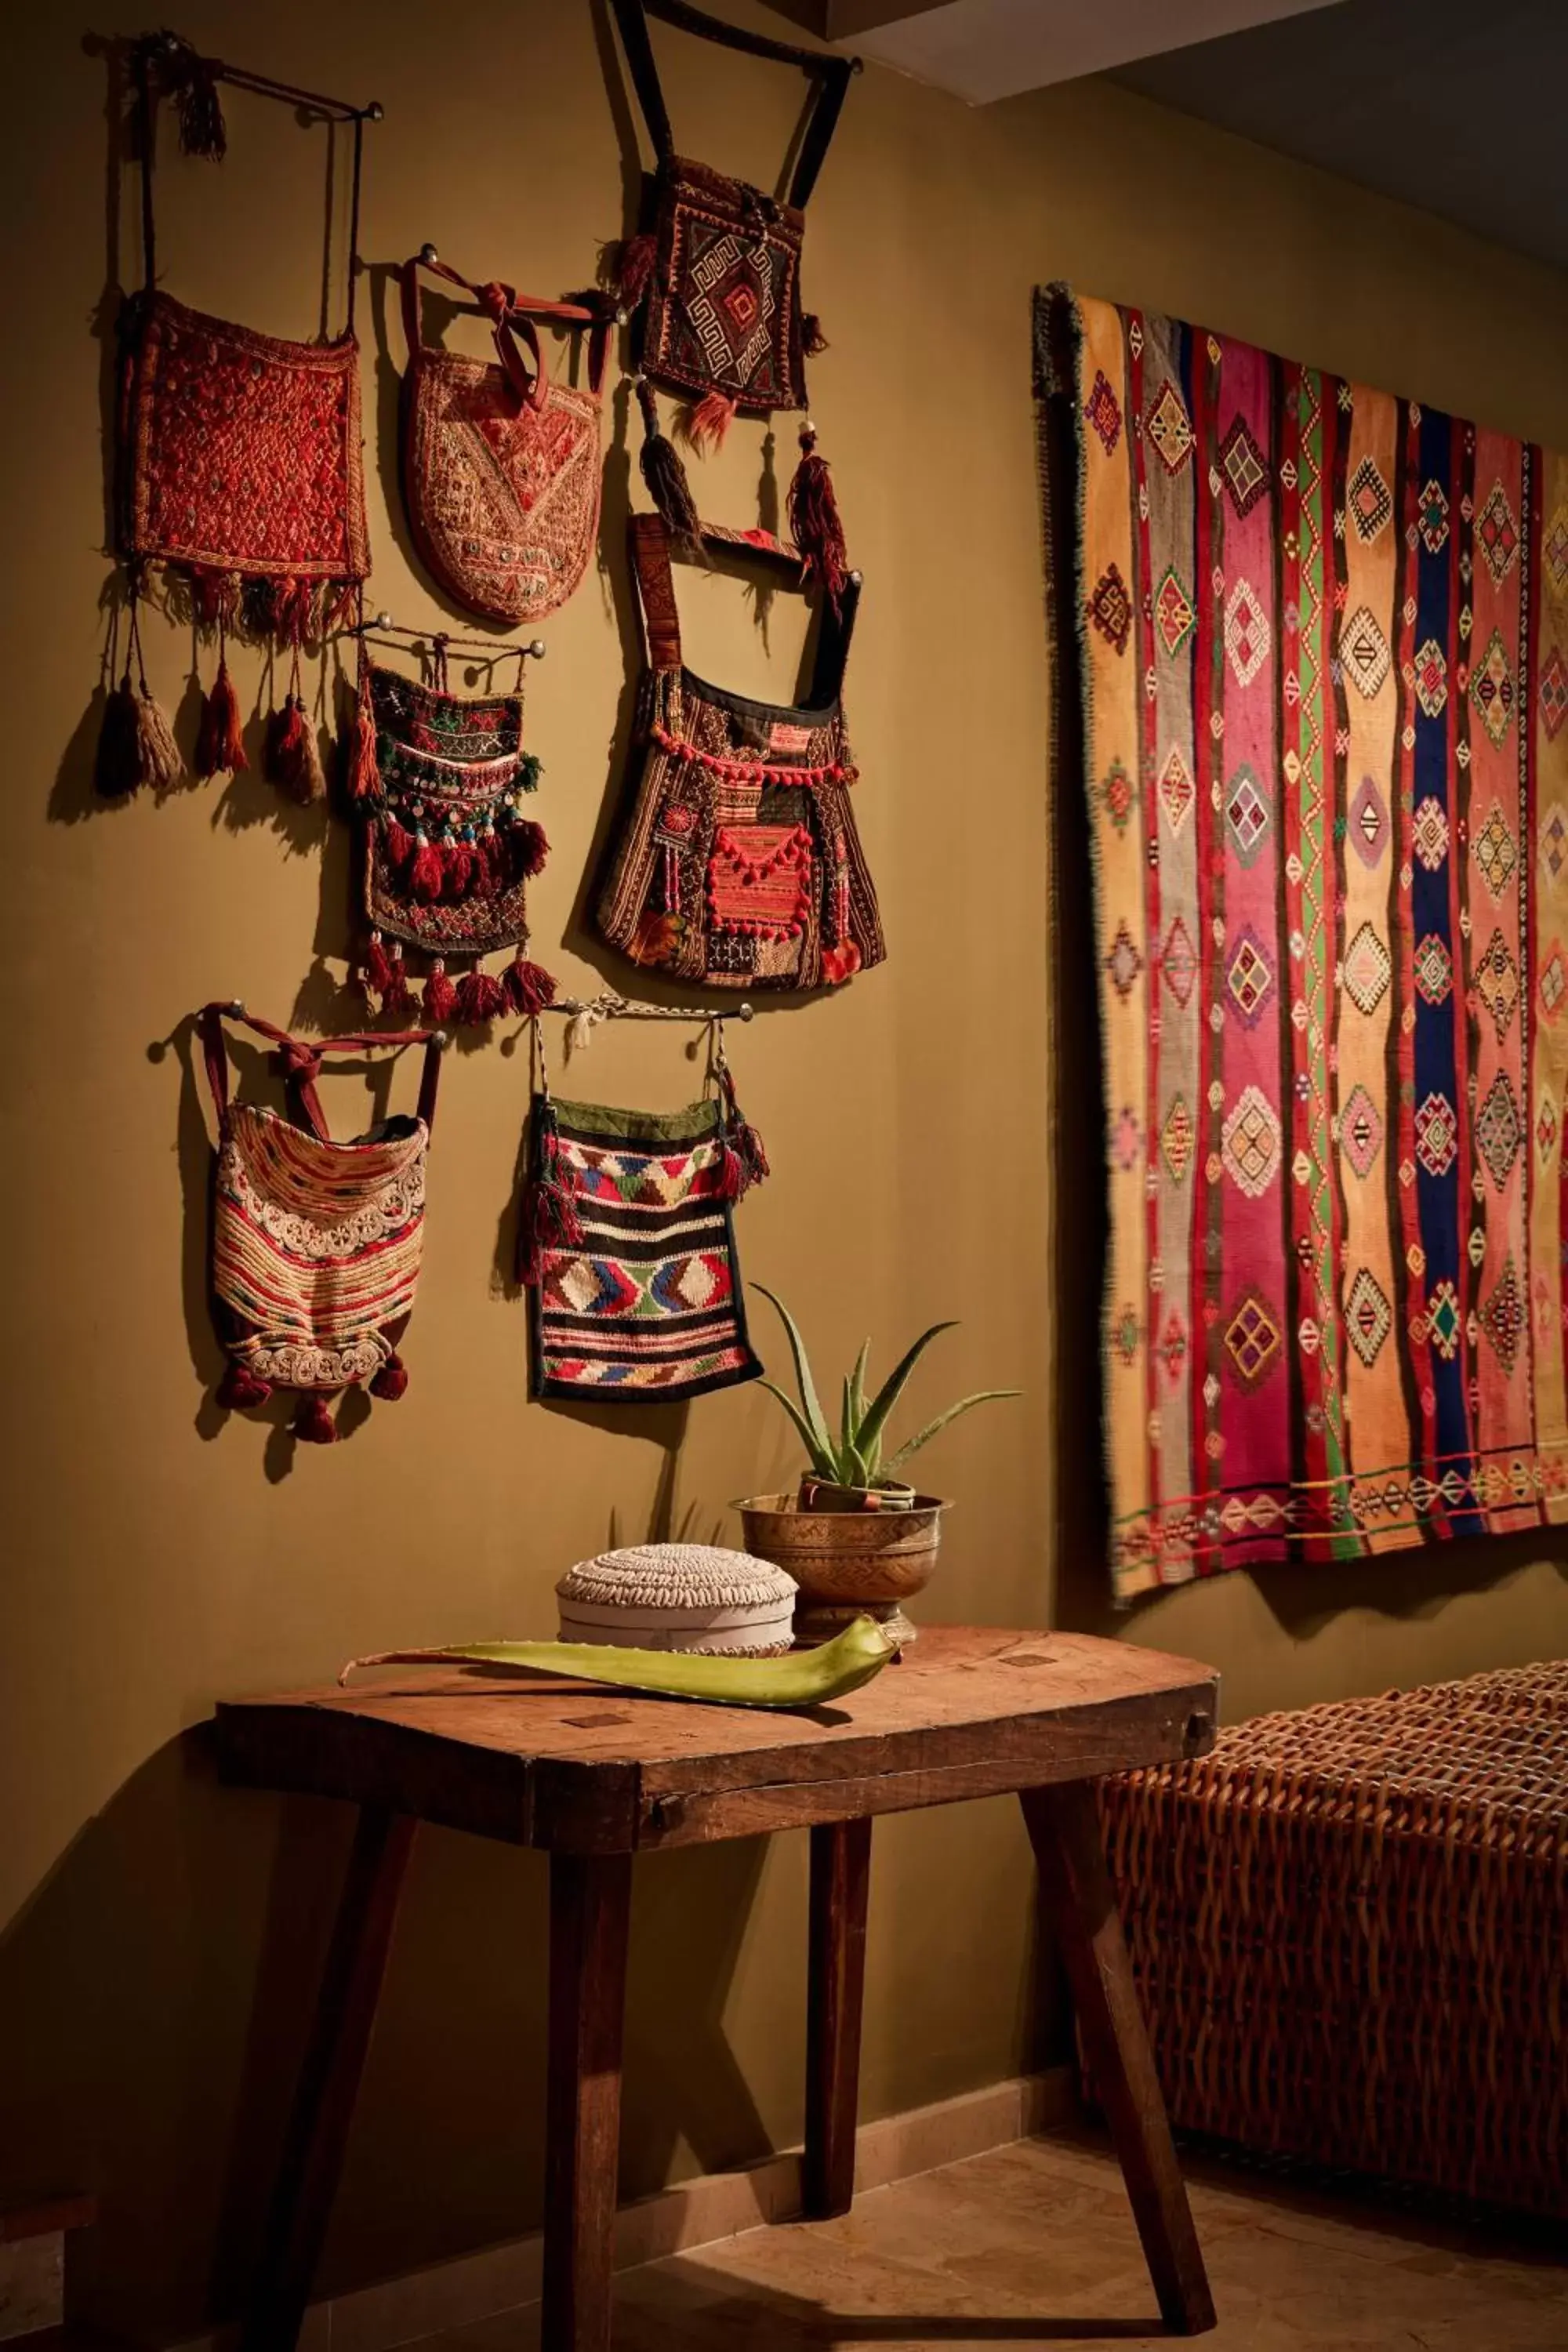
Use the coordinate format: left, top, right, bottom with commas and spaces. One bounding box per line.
2, 3, 1565, 2338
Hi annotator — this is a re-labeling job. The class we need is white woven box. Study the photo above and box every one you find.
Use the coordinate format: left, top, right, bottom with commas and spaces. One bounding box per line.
555, 1542, 797, 1655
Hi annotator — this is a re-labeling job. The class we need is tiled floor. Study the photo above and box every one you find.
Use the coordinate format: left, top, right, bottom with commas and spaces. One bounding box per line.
416, 2131, 1567, 2352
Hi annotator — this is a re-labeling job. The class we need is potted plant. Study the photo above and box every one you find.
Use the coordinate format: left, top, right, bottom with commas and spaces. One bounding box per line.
738, 1290, 1018, 1644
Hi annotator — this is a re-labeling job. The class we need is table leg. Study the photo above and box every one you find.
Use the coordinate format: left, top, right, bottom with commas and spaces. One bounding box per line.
241, 1805, 416, 2352
804, 1815, 872, 2220
1021, 1781, 1215, 2336
542, 1851, 633, 2352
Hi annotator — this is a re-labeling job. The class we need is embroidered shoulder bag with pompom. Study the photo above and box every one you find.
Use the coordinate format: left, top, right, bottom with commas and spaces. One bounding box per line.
198, 1005, 442, 1445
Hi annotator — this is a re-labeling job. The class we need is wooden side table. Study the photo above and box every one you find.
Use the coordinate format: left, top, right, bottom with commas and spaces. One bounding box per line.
215, 1626, 1221, 2348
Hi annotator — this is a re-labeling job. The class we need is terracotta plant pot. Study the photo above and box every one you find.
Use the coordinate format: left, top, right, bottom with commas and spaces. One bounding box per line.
736, 1490, 949, 1646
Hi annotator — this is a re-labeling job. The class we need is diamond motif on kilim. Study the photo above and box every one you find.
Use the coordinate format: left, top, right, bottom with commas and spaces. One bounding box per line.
1088, 564, 1133, 655
1471, 629, 1515, 745
1426, 1279, 1461, 1362
1144, 379, 1194, 473
1417, 479, 1450, 554
1414, 1091, 1458, 1177
1105, 919, 1142, 999
1343, 921, 1392, 1014
1112, 1303, 1139, 1365
1541, 648, 1568, 740
1474, 804, 1518, 896
1083, 368, 1122, 454
1545, 506, 1568, 597
1100, 759, 1135, 832
1538, 1091, 1559, 1163
1347, 453, 1393, 543
1544, 807, 1568, 887
1160, 915, 1197, 1007
1479, 1255, 1524, 1374
1155, 565, 1196, 657
1339, 604, 1391, 699
1224, 577, 1271, 688
1412, 796, 1449, 871
1161, 1096, 1193, 1185
1413, 932, 1453, 1006
1156, 1311, 1187, 1384
1157, 746, 1195, 833
1219, 416, 1269, 517
1475, 927, 1519, 1039
1223, 1287, 1283, 1388
1412, 637, 1448, 717
1225, 766, 1271, 865
1225, 928, 1275, 1027
1348, 774, 1388, 868
1476, 480, 1519, 583
1475, 1072, 1522, 1188
1112, 1106, 1142, 1170
1341, 1083, 1384, 1178
1221, 1084, 1283, 1196
1539, 942, 1566, 1021
1345, 1267, 1392, 1367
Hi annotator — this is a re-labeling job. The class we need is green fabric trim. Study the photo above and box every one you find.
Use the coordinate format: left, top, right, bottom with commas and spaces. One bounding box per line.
553, 1096, 719, 1145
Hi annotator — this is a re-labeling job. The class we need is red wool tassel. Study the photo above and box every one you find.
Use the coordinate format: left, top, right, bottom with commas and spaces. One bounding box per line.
820, 940, 862, 986
513, 818, 549, 879
719, 1072, 769, 1199
216, 1358, 272, 1410
517, 1111, 584, 1286
454, 969, 506, 1025
422, 959, 458, 1023
801, 312, 828, 358
408, 835, 445, 904
381, 948, 415, 1016
717, 1138, 745, 1203
265, 696, 326, 803
788, 423, 849, 609
370, 1353, 408, 1402
293, 1392, 339, 1444
502, 955, 557, 1018
363, 930, 393, 997
381, 816, 414, 871
95, 672, 144, 797
637, 378, 702, 552
347, 701, 382, 804
195, 658, 247, 780
683, 389, 737, 452
615, 231, 657, 311
442, 842, 475, 902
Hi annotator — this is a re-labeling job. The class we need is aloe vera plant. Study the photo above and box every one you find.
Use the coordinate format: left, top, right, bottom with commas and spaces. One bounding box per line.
754, 1286, 1019, 1495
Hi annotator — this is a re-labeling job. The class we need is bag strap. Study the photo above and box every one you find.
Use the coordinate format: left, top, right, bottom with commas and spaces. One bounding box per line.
628, 513, 861, 695
401, 252, 612, 403
610, 0, 855, 209
198, 1004, 443, 1145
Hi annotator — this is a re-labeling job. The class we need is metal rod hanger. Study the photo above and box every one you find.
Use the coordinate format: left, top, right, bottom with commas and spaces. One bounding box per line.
351, 613, 546, 661
220, 1000, 451, 1048
540, 992, 753, 1024
210, 60, 383, 125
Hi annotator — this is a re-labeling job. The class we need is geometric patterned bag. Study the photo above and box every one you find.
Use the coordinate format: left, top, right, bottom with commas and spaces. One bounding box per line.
399, 250, 610, 625
594, 513, 884, 989
198, 1004, 442, 1445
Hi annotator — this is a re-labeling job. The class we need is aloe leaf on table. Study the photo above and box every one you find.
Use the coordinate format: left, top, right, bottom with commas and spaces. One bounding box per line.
338, 1614, 899, 1711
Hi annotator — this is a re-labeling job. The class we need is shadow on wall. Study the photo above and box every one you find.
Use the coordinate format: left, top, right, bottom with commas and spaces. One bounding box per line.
0, 1731, 779, 2342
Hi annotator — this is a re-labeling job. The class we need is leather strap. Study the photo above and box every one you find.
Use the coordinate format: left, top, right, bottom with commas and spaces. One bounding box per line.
627, 513, 860, 693
610, 0, 854, 209
198, 1004, 444, 1143
401, 253, 612, 406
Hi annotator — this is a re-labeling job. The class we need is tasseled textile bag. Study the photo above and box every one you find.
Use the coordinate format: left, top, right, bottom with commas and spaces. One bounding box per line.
609, 0, 853, 601
399, 249, 612, 625
517, 1024, 769, 1404
348, 644, 557, 1026
595, 513, 884, 989
199, 1004, 443, 1443
103, 33, 372, 797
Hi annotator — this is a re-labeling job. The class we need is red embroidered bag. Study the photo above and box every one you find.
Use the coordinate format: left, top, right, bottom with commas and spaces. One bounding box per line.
594, 513, 884, 989
198, 1005, 442, 1445
400, 250, 612, 625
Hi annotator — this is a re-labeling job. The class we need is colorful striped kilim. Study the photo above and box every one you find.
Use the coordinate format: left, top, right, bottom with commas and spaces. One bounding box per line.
1037, 285, 1568, 1598
528, 1096, 762, 1403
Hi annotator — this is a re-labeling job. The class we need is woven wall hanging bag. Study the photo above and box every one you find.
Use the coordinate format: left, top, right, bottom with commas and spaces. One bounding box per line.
517, 1018, 768, 1403
346, 636, 557, 1029
100, 33, 372, 802
608, 0, 855, 605
198, 1004, 442, 1444
595, 513, 884, 989
400, 249, 612, 625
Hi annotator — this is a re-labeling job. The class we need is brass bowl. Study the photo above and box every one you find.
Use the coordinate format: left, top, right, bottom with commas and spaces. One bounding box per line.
736, 1492, 948, 1644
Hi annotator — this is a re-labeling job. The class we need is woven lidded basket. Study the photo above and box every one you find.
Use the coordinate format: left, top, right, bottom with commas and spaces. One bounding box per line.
555, 1542, 797, 1655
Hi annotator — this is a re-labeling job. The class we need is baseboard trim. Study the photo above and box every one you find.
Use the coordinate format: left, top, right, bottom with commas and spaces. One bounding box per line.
179, 2067, 1076, 2352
